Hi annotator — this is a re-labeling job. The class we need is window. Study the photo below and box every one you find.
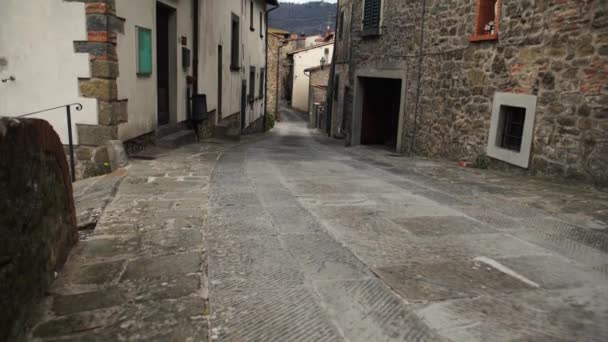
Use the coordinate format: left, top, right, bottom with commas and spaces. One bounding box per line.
338, 10, 345, 40
486, 92, 537, 169
470, 0, 501, 42
250, 1, 255, 31
249, 66, 256, 103
231, 13, 240, 70
334, 74, 340, 100
136, 26, 152, 76
362, 0, 382, 36
259, 67, 265, 99
497, 105, 526, 152
260, 12, 264, 38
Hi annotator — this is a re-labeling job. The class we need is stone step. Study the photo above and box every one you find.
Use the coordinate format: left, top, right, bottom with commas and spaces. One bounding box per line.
214, 124, 241, 141
156, 130, 197, 148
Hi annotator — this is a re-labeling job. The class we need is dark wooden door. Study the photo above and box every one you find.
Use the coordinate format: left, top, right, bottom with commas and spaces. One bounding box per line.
156, 3, 171, 126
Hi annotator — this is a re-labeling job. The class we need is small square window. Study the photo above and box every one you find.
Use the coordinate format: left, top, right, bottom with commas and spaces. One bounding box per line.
470, 0, 501, 42
137, 26, 152, 76
497, 105, 526, 152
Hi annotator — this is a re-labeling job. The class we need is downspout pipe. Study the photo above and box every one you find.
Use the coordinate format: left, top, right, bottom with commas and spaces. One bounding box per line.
264, 2, 280, 131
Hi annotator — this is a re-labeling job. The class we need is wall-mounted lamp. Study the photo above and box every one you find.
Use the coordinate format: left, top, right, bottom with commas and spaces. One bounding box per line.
320, 57, 326, 70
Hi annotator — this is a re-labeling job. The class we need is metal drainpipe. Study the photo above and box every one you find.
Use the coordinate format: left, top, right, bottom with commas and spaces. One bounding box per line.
264, 2, 280, 130
410, 0, 427, 155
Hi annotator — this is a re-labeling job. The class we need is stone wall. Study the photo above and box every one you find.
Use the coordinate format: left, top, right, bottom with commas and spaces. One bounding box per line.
340, 0, 608, 186
267, 32, 298, 121
0, 118, 78, 341
67, 0, 128, 180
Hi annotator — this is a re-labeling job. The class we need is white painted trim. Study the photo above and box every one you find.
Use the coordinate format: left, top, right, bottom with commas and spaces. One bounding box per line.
487, 92, 538, 169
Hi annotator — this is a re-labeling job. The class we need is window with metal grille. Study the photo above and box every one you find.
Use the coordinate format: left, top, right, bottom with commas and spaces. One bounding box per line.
497, 105, 526, 152
249, 66, 256, 104
259, 68, 265, 99
231, 13, 240, 70
362, 0, 382, 36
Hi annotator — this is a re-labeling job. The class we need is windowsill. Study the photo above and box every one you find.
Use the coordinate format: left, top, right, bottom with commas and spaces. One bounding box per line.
469, 33, 498, 42
361, 28, 381, 38
230, 66, 241, 72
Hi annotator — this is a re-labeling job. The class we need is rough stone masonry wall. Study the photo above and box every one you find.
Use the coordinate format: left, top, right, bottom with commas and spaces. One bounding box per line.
348, 0, 608, 186
267, 34, 284, 119
267, 35, 298, 121
66, 0, 128, 180
0, 118, 78, 342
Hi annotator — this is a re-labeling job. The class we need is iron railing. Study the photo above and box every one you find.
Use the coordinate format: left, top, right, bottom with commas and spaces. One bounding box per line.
16, 103, 83, 182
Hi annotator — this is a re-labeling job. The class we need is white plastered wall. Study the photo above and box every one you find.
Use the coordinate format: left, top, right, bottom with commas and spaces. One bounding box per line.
199, 0, 268, 127
291, 43, 334, 112
0, 0, 98, 145
116, 0, 192, 141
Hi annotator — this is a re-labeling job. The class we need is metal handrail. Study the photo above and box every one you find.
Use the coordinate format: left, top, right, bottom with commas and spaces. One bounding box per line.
13, 103, 83, 182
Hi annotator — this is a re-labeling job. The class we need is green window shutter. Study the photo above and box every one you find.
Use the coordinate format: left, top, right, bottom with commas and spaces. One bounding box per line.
137, 26, 153, 76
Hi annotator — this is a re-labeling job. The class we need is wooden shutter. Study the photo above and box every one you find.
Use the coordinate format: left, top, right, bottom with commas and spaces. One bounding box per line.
137, 27, 153, 75
363, 0, 381, 36
231, 13, 240, 70
259, 68, 265, 98
249, 67, 256, 103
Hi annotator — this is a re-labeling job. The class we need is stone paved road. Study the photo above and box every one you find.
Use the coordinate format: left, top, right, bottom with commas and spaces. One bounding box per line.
208, 109, 608, 342
31, 108, 608, 341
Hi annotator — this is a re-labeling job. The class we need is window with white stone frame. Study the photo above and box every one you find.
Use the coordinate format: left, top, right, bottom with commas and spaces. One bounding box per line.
486, 93, 537, 169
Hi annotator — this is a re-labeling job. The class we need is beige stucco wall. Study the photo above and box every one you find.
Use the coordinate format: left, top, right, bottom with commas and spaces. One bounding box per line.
291, 43, 334, 112
0, 0, 98, 145
199, 0, 267, 127
116, 0, 193, 141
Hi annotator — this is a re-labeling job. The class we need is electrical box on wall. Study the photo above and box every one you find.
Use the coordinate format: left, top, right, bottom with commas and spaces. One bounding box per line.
182, 47, 191, 69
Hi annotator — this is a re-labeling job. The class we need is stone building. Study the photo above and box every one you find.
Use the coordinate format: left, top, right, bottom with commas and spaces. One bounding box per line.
305, 65, 331, 130
0, 0, 278, 179
266, 28, 292, 121
330, 0, 608, 186
288, 42, 334, 112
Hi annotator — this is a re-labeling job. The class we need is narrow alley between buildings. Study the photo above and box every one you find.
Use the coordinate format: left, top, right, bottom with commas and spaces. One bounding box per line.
29, 108, 608, 341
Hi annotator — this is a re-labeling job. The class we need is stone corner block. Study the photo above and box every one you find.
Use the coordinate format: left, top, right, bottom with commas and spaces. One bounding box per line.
77, 124, 118, 146
105, 140, 129, 170
79, 78, 118, 102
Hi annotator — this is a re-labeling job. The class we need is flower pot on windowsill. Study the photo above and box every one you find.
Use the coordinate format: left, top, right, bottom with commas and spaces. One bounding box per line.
469, 33, 499, 42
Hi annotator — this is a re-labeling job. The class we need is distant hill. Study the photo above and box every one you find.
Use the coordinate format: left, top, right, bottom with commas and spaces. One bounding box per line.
269, 1, 337, 36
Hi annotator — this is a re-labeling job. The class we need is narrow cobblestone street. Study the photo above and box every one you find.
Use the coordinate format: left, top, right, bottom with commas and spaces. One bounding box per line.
31, 108, 608, 341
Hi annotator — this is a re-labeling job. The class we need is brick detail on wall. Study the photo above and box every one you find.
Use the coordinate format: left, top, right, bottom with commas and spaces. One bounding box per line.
66, 0, 127, 179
